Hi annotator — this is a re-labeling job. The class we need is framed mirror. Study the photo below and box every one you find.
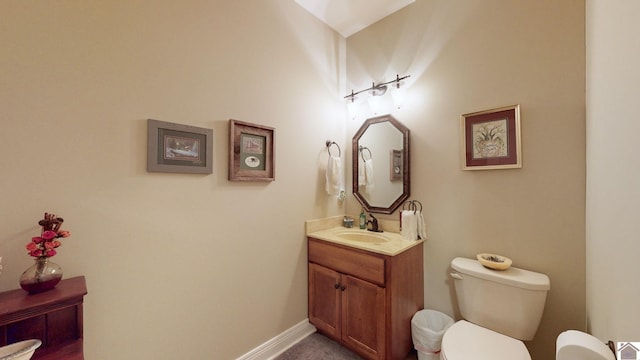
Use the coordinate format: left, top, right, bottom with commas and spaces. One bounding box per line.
352, 114, 410, 214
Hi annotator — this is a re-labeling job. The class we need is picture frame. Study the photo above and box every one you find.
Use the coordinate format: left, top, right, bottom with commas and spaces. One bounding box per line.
460, 104, 521, 170
228, 119, 275, 181
390, 149, 403, 181
147, 119, 213, 174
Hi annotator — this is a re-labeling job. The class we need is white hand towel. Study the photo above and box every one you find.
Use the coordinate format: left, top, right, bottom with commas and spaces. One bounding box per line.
401, 210, 418, 241
364, 158, 375, 194
417, 212, 427, 240
325, 155, 344, 196
358, 158, 366, 186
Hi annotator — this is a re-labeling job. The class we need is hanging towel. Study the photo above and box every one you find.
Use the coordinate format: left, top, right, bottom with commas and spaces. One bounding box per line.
363, 158, 375, 194
401, 210, 418, 241
325, 155, 344, 196
358, 157, 366, 186
417, 211, 427, 240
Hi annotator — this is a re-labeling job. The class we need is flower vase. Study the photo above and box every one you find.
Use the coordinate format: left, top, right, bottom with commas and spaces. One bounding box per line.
19, 257, 63, 294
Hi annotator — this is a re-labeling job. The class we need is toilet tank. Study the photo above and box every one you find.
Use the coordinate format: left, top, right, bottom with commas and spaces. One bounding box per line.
450, 257, 550, 341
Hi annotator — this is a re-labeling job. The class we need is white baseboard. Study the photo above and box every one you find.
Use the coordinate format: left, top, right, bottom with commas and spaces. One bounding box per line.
236, 319, 317, 360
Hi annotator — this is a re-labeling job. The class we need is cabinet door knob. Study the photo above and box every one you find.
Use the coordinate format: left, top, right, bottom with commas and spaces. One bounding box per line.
340, 285, 346, 291
334, 283, 340, 289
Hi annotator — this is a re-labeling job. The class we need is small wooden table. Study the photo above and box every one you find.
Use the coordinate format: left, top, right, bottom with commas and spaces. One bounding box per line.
0, 276, 87, 360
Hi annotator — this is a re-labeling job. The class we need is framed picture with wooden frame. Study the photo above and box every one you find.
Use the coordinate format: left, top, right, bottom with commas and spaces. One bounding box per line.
228, 119, 275, 181
460, 104, 521, 170
390, 149, 403, 181
147, 119, 213, 174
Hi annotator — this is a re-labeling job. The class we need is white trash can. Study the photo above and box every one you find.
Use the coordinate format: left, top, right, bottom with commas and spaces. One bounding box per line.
411, 309, 454, 360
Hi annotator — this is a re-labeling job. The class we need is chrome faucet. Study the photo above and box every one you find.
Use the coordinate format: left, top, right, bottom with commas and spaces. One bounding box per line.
367, 213, 382, 232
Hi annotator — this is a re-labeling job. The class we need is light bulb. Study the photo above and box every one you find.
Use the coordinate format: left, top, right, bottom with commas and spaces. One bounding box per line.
391, 85, 407, 109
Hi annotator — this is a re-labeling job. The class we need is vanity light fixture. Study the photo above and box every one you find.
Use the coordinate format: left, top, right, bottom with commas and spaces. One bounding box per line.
344, 74, 410, 103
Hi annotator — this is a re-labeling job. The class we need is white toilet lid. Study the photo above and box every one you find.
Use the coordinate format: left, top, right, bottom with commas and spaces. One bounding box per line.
441, 321, 531, 360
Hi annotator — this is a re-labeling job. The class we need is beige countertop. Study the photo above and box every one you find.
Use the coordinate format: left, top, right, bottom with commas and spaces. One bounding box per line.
305, 216, 423, 256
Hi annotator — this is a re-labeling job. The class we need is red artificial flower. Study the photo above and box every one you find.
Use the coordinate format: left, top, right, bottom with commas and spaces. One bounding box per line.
41, 230, 57, 240
29, 250, 43, 257
44, 249, 57, 257
32, 236, 43, 244
57, 230, 70, 238
26, 242, 38, 251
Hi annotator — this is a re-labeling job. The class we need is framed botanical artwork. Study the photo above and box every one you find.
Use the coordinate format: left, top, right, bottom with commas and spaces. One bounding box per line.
228, 119, 275, 181
147, 119, 213, 174
460, 105, 521, 170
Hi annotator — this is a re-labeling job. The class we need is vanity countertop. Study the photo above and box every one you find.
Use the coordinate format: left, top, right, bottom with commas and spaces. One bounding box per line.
306, 223, 423, 256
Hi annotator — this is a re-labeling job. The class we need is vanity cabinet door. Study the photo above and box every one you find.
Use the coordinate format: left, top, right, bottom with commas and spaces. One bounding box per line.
308, 263, 341, 340
309, 262, 385, 360
341, 274, 385, 360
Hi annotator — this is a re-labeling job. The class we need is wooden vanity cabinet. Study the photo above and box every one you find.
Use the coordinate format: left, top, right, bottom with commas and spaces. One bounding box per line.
308, 238, 423, 360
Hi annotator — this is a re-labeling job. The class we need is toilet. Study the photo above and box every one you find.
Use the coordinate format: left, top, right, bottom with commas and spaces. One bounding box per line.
441, 257, 550, 360
441, 257, 616, 360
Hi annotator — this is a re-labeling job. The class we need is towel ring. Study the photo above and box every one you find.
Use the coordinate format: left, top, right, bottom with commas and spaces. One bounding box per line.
402, 200, 423, 214
359, 146, 372, 161
413, 200, 423, 213
402, 200, 415, 212
325, 140, 341, 157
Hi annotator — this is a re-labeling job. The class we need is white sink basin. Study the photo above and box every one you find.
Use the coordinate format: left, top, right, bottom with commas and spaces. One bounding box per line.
0, 339, 41, 360
335, 231, 389, 244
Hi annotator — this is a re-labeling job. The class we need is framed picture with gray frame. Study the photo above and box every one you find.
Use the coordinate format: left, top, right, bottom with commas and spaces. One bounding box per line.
147, 119, 213, 174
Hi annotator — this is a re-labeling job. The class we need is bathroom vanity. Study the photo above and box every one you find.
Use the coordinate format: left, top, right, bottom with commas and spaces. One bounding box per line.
0, 276, 87, 359
307, 227, 423, 360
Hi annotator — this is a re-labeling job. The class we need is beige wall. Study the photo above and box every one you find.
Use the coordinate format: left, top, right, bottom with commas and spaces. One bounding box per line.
0, 1, 346, 359
345, 1, 586, 360
586, 0, 640, 343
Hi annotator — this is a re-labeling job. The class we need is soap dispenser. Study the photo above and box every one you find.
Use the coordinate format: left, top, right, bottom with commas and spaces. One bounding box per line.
359, 209, 366, 229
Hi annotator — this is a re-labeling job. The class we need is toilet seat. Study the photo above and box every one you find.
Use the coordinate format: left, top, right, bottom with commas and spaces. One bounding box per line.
441, 320, 531, 360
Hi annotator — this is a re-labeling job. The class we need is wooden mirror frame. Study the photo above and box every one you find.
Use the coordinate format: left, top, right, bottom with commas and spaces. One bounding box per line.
352, 114, 410, 214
